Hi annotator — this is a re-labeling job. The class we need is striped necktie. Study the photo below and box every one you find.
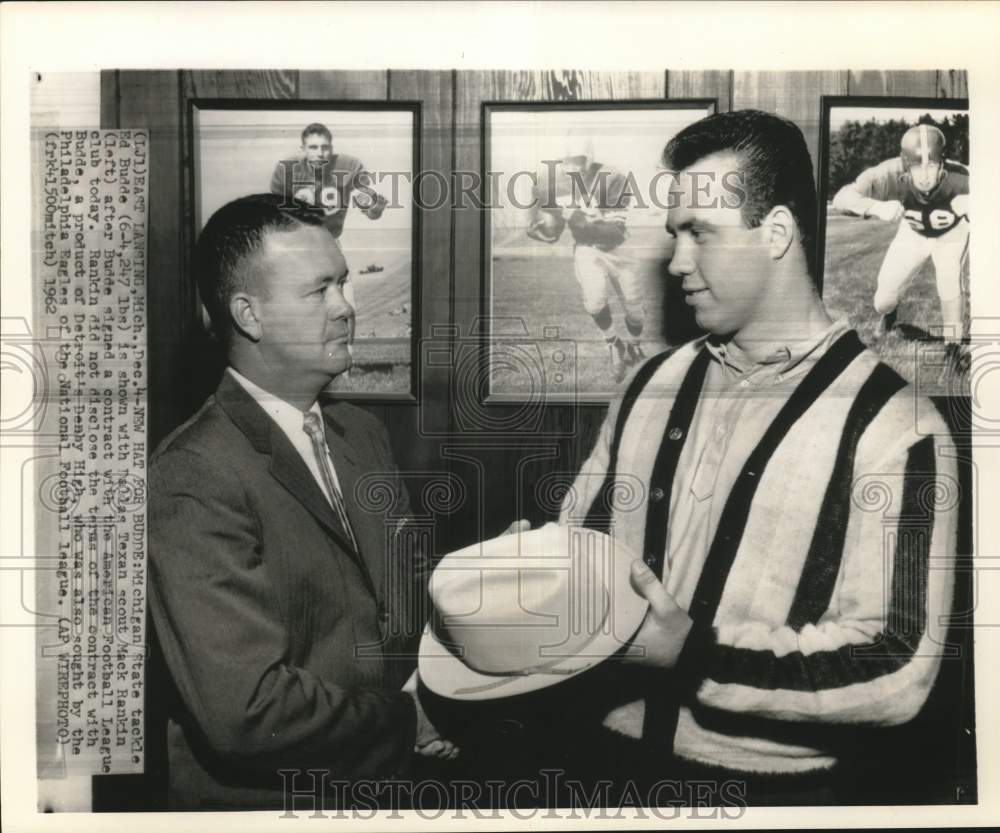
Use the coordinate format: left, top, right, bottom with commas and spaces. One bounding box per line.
302, 411, 359, 550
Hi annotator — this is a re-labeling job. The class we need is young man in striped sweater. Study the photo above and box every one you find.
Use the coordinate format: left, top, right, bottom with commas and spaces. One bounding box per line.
560, 110, 959, 804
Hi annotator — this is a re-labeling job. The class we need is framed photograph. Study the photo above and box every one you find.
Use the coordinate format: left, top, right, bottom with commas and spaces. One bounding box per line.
483, 99, 716, 402
190, 100, 420, 400
817, 96, 970, 393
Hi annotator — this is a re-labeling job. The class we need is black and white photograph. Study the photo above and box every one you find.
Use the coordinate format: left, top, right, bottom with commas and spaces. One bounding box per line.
818, 97, 970, 394
193, 102, 417, 398
2, 4, 999, 832
484, 101, 714, 400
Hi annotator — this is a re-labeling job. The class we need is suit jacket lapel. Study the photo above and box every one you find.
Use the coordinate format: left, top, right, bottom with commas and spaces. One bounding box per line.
267, 429, 362, 559
322, 411, 385, 599
215, 373, 370, 579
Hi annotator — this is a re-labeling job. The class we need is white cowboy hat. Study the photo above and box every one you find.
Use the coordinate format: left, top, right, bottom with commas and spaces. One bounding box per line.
418, 523, 649, 701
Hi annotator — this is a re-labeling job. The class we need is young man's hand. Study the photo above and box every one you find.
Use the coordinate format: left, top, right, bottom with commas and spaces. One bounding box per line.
867, 200, 904, 223
622, 561, 694, 668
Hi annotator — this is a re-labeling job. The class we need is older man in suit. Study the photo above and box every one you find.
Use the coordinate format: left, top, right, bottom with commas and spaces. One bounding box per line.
149, 194, 448, 810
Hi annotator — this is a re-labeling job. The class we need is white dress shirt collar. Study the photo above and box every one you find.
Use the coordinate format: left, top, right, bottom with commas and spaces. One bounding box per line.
226, 367, 342, 497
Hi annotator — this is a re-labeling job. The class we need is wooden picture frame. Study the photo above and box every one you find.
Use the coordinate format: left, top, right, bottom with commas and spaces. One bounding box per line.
189, 99, 422, 401
481, 98, 716, 404
816, 95, 969, 393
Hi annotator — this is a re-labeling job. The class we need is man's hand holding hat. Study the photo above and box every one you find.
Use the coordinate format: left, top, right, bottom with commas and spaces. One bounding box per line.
403, 518, 530, 758
418, 523, 650, 701
622, 561, 694, 668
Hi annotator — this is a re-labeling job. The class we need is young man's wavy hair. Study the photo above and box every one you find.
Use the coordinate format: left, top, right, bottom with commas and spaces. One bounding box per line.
662, 109, 820, 287
194, 193, 326, 343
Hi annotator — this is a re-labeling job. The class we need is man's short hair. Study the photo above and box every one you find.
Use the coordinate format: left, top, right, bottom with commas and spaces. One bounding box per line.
194, 194, 325, 341
301, 122, 332, 145
662, 109, 819, 284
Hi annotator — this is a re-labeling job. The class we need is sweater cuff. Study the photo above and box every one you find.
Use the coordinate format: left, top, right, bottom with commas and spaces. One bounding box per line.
674, 622, 715, 693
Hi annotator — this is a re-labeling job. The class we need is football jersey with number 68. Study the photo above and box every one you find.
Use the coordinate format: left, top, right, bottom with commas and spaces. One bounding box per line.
840, 156, 969, 238
270, 153, 370, 239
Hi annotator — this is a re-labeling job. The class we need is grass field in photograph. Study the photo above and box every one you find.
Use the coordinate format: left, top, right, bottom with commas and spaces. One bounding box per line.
822, 214, 970, 396
327, 228, 412, 395
489, 224, 672, 398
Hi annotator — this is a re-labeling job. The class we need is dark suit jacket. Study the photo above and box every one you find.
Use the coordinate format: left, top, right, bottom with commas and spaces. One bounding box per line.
148, 372, 427, 809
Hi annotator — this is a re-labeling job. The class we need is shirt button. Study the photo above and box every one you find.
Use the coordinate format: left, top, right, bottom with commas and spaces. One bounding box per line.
668, 427, 683, 440
651, 487, 665, 502
739, 379, 750, 389
715, 424, 726, 436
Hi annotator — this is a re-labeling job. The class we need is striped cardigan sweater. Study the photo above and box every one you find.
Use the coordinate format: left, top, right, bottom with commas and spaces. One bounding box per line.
561, 330, 958, 774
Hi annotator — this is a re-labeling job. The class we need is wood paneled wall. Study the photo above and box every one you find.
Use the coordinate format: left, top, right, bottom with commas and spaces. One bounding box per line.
101, 68, 968, 553
98, 68, 974, 810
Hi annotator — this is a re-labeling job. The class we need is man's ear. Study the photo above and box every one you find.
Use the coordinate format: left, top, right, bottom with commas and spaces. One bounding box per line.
229, 292, 263, 342
765, 205, 796, 260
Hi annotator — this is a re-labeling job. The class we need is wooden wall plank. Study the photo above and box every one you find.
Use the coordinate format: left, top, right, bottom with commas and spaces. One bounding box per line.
451, 71, 499, 547
668, 70, 732, 111
937, 69, 968, 99
99, 70, 119, 128
486, 70, 664, 101
387, 70, 454, 523
733, 71, 849, 182
391, 69, 451, 380
848, 70, 939, 98
604, 71, 666, 99
186, 70, 297, 99
298, 70, 388, 99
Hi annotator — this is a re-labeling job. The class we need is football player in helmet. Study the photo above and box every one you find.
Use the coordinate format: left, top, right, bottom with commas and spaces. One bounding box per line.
527, 132, 646, 384
832, 123, 970, 375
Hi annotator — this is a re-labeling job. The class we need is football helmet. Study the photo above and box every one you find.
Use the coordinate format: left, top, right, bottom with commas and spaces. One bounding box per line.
900, 124, 946, 195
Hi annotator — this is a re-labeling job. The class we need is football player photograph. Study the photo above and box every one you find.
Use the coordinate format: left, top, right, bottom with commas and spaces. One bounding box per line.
269, 121, 389, 330
147, 193, 453, 811
270, 121, 388, 240
833, 123, 970, 377
527, 131, 646, 384
424, 109, 960, 808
